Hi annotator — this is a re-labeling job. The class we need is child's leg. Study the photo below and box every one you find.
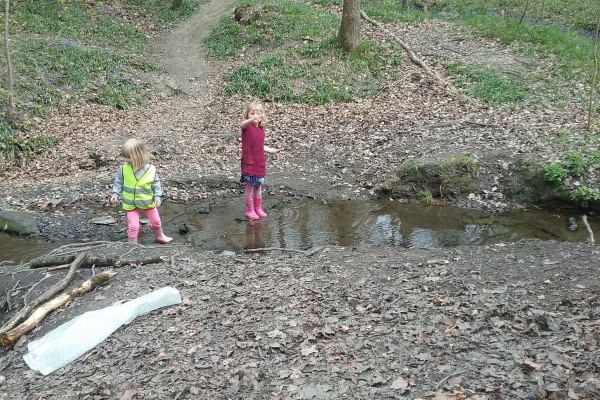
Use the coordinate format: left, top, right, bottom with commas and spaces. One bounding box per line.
253, 184, 267, 218
244, 182, 259, 219
145, 207, 172, 244
126, 209, 141, 242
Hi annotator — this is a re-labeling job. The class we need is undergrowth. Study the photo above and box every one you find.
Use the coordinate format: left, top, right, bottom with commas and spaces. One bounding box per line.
1, 0, 599, 185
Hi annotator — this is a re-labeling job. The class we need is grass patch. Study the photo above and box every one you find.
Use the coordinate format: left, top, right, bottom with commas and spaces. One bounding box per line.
0, 0, 171, 166
445, 62, 528, 105
434, 0, 600, 93
206, 0, 401, 104
224, 38, 398, 104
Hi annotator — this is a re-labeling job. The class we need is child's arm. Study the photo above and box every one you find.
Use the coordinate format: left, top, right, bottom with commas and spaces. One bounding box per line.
240, 118, 255, 129
152, 174, 164, 207
264, 145, 284, 158
109, 166, 124, 204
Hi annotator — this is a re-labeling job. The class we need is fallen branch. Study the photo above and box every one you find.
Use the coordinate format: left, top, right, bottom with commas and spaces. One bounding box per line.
360, 10, 465, 100
0, 253, 87, 335
0, 269, 118, 346
28, 254, 168, 270
25, 241, 170, 269
245, 247, 305, 254
582, 214, 595, 244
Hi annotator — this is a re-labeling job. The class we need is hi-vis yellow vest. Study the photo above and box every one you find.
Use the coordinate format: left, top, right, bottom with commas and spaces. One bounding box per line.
122, 164, 156, 211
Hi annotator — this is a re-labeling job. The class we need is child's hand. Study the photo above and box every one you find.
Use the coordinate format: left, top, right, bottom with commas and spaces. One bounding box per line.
155, 198, 162, 207
109, 194, 118, 205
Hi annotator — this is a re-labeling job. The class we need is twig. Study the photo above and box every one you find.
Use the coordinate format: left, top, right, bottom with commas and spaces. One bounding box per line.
305, 246, 325, 257
0, 252, 87, 335
360, 10, 466, 100
23, 274, 51, 304
245, 247, 305, 253
46, 264, 70, 272
435, 369, 467, 389
582, 214, 595, 244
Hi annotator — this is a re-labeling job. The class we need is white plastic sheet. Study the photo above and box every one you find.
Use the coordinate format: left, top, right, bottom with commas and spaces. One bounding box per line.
23, 286, 182, 375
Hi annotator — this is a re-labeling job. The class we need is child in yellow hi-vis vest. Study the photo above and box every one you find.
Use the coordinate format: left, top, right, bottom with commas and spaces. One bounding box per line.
110, 138, 172, 244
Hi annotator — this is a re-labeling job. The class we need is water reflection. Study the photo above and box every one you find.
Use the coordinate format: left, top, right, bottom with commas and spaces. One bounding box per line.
1, 198, 597, 261
173, 198, 597, 252
245, 220, 265, 250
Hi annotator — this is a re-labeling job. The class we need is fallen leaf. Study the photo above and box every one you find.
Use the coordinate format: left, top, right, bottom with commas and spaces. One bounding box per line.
390, 376, 408, 390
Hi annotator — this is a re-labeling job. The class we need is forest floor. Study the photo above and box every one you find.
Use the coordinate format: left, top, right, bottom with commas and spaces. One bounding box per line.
0, 1, 599, 399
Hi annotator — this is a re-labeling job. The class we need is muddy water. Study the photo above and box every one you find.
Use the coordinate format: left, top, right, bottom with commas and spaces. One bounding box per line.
170, 199, 595, 252
1, 199, 597, 262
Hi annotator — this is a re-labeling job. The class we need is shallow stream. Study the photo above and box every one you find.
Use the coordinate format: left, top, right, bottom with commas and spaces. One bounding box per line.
3, 199, 595, 263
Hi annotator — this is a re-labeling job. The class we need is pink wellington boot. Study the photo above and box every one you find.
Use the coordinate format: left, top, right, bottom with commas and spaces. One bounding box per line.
245, 200, 259, 220
128, 236, 138, 244
152, 227, 173, 244
253, 198, 267, 218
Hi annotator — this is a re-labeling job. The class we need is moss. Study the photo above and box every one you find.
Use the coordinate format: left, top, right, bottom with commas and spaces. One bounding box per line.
502, 159, 570, 205
91, 273, 111, 287
382, 156, 478, 198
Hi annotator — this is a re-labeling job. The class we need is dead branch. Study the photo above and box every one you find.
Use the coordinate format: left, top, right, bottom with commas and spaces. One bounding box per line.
245, 247, 305, 253
0, 269, 118, 346
360, 10, 465, 100
0, 253, 87, 335
28, 255, 167, 269
23, 241, 170, 269
582, 214, 595, 244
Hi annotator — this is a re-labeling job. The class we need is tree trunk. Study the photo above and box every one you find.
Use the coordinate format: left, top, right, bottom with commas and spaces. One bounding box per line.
339, 0, 361, 52
3, 0, 15, 123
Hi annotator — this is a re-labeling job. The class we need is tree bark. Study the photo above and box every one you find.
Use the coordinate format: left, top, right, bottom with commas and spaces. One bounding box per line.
3, 0, 15, 123
28, 254, 167, 269
1, 270, 118, 346
339, 0, 361, 52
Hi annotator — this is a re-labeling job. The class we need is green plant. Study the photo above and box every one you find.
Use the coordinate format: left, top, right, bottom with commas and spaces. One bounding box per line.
588, 151, 600, 166
561, 150, 586, 177
570, 186, 600, 207
543, 163, 567, 185
419, 190, 434, 205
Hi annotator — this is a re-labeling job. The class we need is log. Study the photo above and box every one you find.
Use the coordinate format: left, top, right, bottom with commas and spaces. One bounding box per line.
28, 255, 168, 270
0, 253, 87, 335
0, 270, 118, 346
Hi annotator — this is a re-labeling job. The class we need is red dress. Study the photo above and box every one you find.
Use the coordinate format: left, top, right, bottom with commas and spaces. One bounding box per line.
241, 123, 266, 178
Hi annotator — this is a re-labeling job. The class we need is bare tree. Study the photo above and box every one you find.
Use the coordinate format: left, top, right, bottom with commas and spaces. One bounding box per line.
339, 0, 361, 52
518, 0, 531, 25
587, 12, 600, 131
3, 0, 15, 123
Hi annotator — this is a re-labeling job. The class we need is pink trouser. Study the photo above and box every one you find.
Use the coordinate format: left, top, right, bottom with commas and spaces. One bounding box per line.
126, 207, 162, 240
244, 182, 262, 201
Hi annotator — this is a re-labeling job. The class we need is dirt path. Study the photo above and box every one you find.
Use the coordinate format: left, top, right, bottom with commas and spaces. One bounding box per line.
154, 0, 238, 97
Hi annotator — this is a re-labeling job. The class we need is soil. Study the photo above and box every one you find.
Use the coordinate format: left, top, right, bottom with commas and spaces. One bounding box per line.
0, 1, 599, 399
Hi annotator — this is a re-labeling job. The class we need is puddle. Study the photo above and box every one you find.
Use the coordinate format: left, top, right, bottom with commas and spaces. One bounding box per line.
169, 198, 595, 252
1, 199, 597, 263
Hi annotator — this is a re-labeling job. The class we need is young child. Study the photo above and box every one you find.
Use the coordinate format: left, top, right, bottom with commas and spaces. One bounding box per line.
240, 101, 283, 219
110, 138, 173, 244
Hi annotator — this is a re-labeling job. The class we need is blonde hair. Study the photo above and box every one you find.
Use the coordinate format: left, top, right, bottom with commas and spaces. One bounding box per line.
243, 101, 267, 126
121, 138, 150, 171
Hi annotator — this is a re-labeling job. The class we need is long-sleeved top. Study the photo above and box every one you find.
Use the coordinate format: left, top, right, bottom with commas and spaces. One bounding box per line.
111, 163, 163, 200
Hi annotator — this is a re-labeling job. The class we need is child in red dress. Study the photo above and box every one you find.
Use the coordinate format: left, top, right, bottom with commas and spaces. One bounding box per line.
240, 102, 283, 219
